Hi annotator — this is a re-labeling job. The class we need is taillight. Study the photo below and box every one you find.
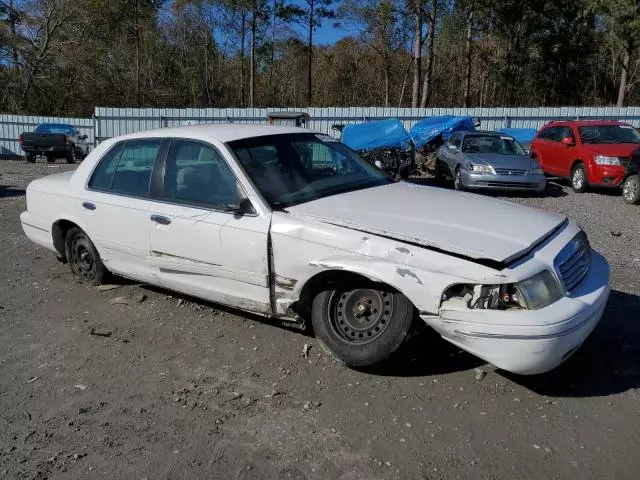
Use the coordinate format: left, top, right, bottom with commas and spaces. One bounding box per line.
19, 134, 24, 145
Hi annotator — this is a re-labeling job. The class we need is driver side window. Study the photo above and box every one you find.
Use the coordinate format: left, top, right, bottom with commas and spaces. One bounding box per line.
161, 140, 240, 210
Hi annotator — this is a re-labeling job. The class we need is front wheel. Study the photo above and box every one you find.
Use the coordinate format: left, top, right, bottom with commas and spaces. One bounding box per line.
26, 154, 36, 163
311, 281, 414, 367
46, 154, 56, 164
622, 174, 640, 204
66, 148, 77, 164
65, 227, 107, 285
570, 164, 587, 193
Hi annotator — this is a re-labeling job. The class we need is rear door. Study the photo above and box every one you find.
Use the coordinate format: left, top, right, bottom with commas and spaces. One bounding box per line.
80, 138, 166, 284
147, 138, 271, 314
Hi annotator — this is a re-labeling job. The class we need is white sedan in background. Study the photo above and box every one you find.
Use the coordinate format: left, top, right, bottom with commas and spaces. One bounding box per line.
21, 125, 610, 374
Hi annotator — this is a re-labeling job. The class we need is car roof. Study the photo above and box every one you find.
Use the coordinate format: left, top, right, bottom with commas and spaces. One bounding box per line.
113, 124, 312, 143
542, 120, 629, 128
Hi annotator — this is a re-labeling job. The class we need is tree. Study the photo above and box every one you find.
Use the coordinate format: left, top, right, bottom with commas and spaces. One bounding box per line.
590, 0, 640, 106
340, 0, 404, 106
419, 0, 438, 107
278, 0, 336, 105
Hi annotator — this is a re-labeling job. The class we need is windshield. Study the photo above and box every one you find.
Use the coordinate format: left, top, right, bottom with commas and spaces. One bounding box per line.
461, 135, 526, 155
578, 125, 640, 144
228, 133, 391, 208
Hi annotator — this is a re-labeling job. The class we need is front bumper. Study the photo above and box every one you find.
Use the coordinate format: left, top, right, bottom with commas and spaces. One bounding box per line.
589, 164, 626, 186
461, 170, 546, 191
426, 251, 610, 375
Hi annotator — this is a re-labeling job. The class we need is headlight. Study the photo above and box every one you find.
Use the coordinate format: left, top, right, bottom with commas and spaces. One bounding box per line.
594, 155, 621, 166
516, 270, 563, 310
468, 163, 495, 174
530, 168, 544, 175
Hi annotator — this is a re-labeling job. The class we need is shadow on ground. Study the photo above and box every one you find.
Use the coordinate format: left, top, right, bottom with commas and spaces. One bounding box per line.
108, 274, 639, 396
0, 185, 26, 198
501, 289, 640, 398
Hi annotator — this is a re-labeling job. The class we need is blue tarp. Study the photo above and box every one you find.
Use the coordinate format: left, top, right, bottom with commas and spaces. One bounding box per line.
341, 118, 411, 151
410, 116, 476, 149
496, 128, 537, 146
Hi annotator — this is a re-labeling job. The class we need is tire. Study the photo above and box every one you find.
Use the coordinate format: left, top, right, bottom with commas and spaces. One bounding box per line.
570, 163, 587, 193
26, 154, 36, 163
433, 159, 444, 184
454, 167, 466, 191
311, 280, 415, 367
66, 148, 76, 164
622, 174, 640, 205
64, 227, 107, 285
46, 154, 55, 164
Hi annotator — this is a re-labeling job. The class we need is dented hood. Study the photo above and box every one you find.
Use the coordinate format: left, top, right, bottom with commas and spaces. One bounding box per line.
286, 182, 566, 264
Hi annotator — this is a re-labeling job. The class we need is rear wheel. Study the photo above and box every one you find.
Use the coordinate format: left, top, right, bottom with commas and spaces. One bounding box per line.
570, 163, 587, 193
65, 227, 106, 285
622, 174, 640, 204
26, 154, 36, 163
311, 280, 414, 367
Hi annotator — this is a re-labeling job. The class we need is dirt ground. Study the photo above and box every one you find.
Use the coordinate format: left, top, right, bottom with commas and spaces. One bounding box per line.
1, 160, 639, 480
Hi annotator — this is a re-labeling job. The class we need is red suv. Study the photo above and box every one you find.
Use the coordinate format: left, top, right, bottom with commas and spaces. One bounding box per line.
531, 120, 640, 203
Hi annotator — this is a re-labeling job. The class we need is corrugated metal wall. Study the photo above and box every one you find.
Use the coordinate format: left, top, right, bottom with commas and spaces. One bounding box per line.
0, 114, 94, 158
2, 107, 640, 157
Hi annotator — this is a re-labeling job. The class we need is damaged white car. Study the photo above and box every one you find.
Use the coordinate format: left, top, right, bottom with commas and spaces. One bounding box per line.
21, 125, 610, 374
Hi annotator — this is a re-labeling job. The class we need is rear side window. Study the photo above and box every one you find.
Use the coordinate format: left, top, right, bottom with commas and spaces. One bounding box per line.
88, 143, 125, 191
89, 139, 161, 196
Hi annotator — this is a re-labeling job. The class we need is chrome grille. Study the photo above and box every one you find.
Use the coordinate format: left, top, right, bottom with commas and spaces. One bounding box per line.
494, 168, 526, 176
554, 232, 592, 293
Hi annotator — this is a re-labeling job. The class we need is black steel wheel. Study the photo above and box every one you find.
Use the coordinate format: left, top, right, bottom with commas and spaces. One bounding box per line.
622, 174, 640, 205
65, 227, 106, 285
311, 281, 414, 367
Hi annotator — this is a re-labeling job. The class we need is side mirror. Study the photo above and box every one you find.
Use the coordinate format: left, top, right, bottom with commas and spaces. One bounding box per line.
561, 137, 575, 146
227, 197, 254, 215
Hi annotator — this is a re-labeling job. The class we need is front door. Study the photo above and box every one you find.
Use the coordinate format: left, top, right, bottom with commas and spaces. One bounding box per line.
147, 139, 271, 314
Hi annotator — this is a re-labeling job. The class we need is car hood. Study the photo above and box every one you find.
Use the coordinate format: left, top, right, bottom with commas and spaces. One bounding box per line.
582, 143, 640, 157
462, 153, 535, 169
286, 182, 566, 265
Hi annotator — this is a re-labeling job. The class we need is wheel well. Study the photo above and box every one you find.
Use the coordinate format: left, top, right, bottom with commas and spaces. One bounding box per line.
570, 160, 584, 174
52, 219, 79, 260
295, 270, 388, 321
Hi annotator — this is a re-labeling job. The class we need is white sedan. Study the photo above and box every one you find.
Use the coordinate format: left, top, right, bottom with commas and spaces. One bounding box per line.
20, 125, 610, 374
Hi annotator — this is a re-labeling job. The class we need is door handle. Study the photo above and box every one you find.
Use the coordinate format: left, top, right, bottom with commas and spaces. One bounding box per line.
150, 214, 171, 225
82, 202, 96, 211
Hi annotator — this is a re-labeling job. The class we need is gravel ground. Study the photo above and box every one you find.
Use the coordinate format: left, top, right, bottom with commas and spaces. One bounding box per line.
1, 160, 639, 480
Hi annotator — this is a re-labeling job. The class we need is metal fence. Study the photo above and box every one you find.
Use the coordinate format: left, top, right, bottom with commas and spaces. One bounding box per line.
3, 106, 640, 158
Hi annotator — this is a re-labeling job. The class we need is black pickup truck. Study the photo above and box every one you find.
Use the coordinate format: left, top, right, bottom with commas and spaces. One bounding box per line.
20, 123, 90, 164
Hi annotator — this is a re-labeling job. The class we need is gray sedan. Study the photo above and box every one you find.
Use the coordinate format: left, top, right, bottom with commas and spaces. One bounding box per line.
435, 131, 546, 193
